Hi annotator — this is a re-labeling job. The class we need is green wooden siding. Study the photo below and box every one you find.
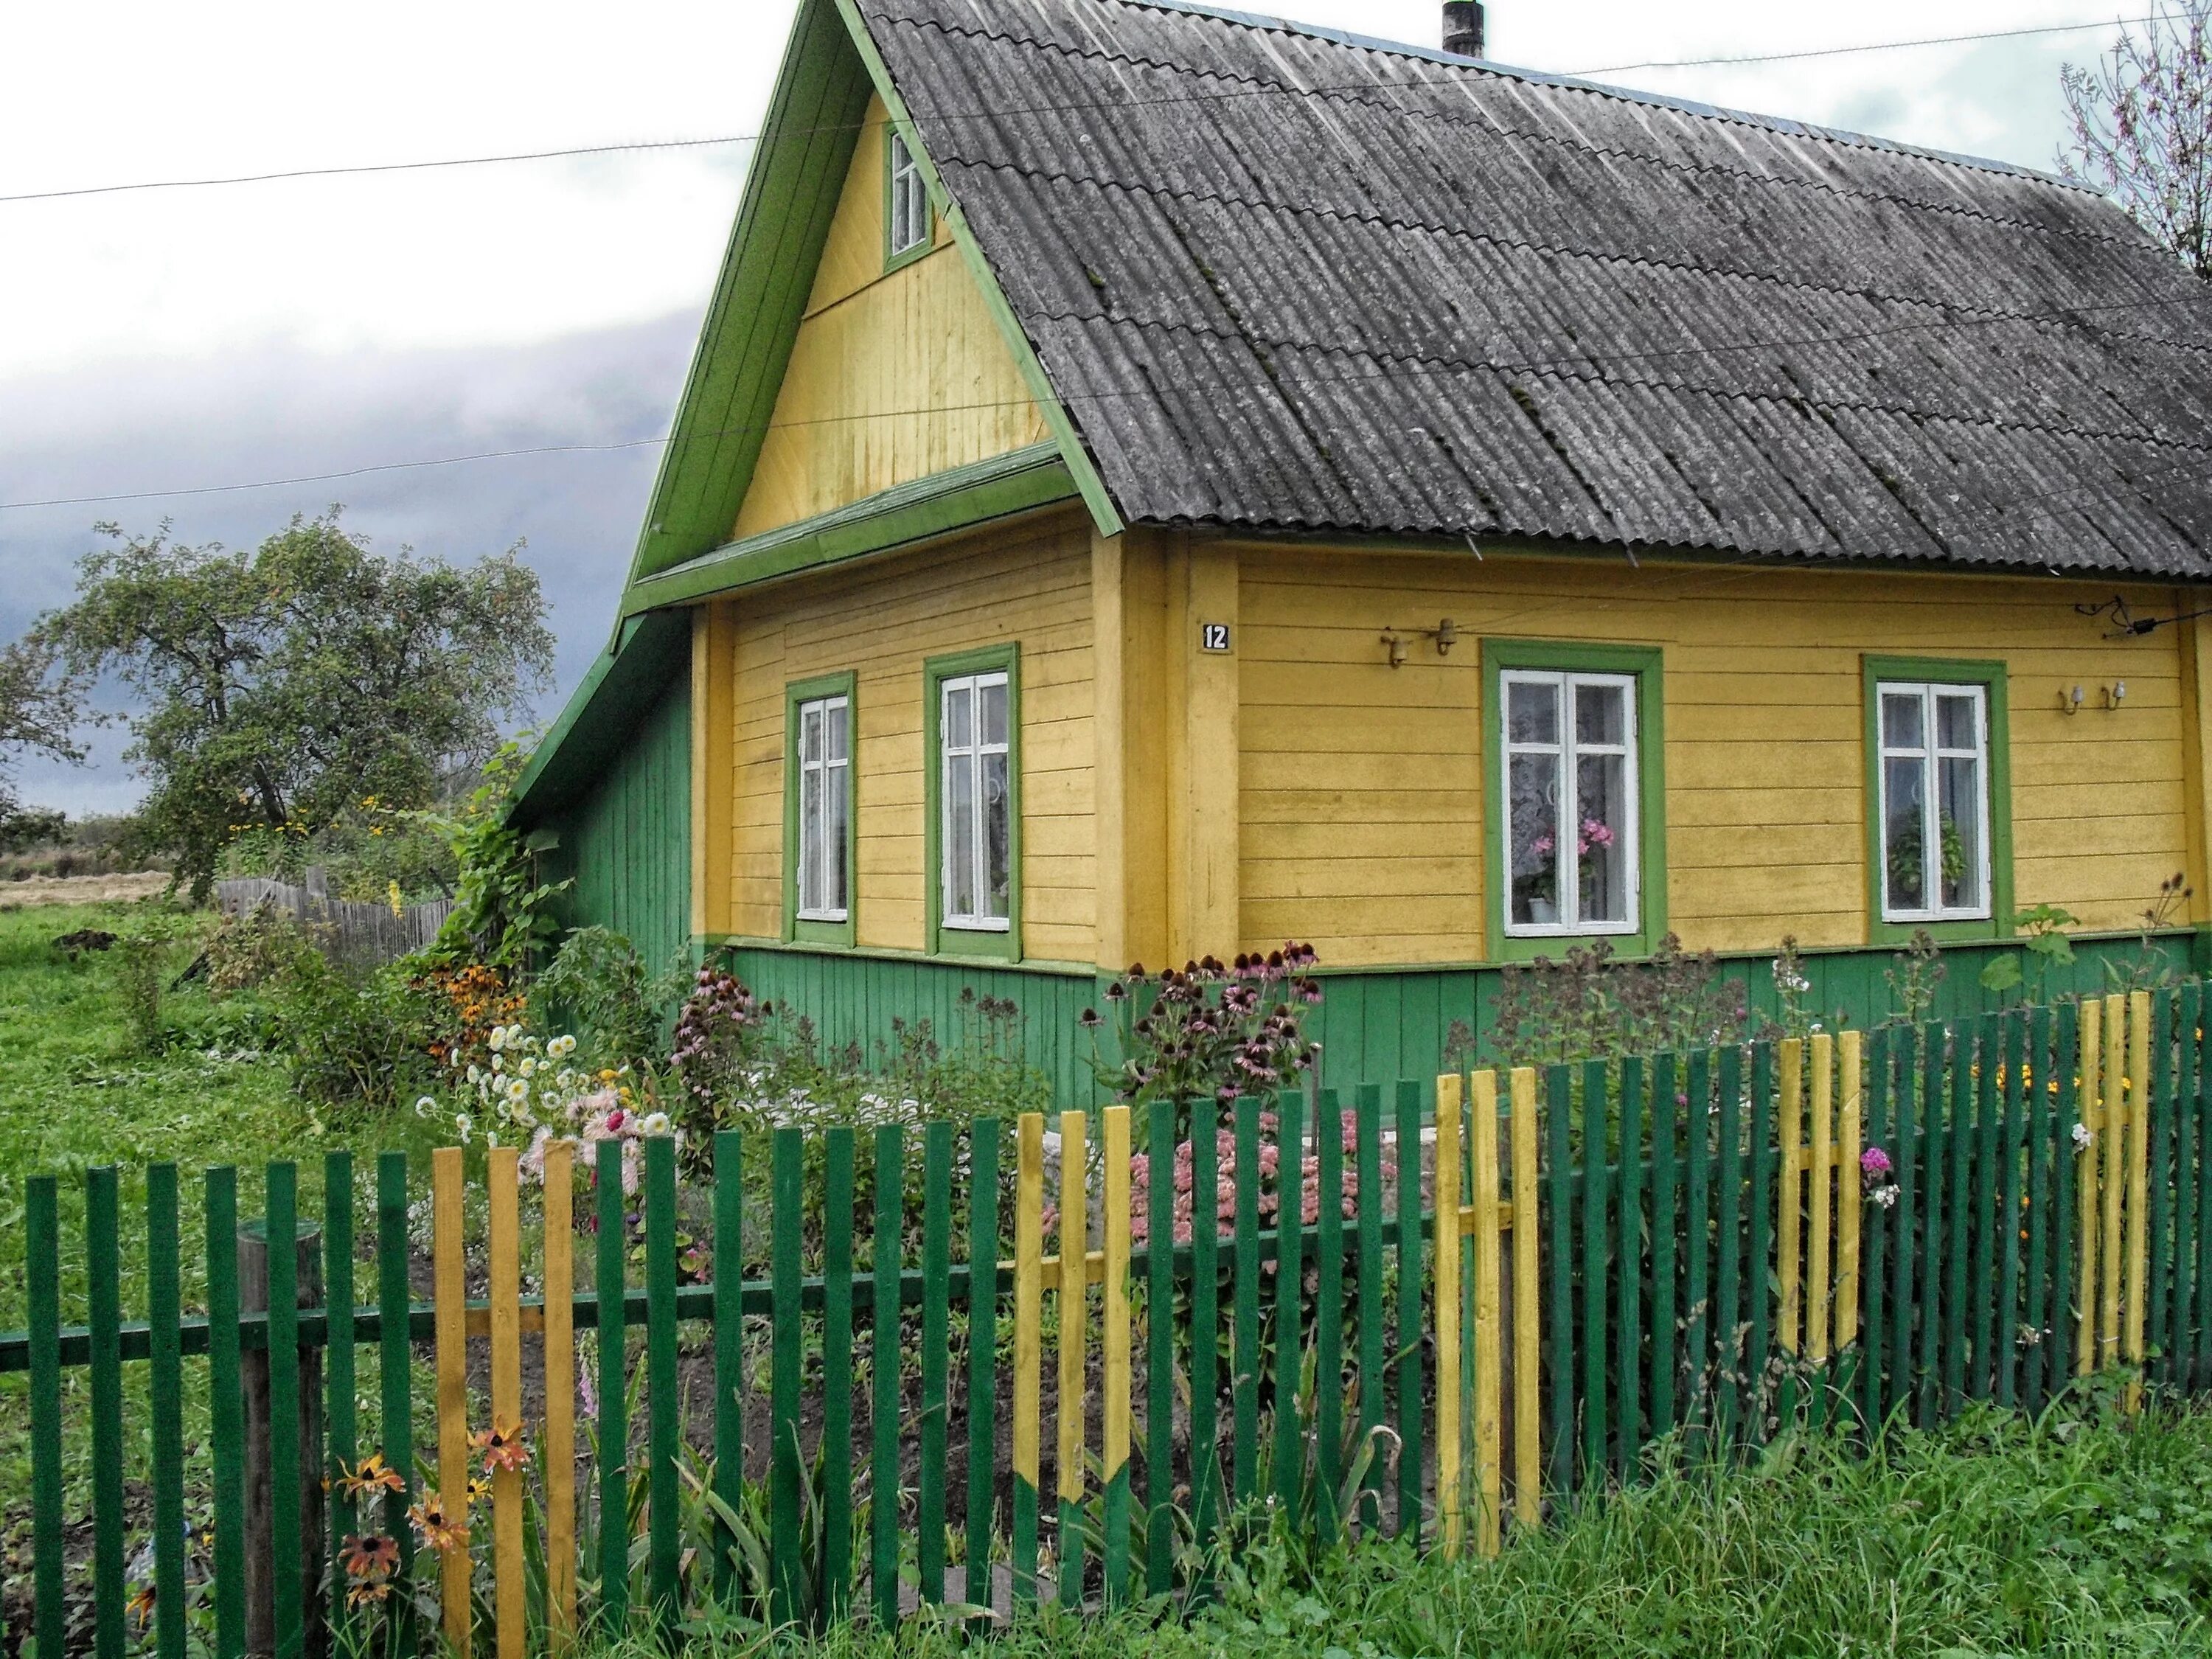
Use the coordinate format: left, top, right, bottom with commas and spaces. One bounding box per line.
722, 944, 1099, 1106
540, 671, 694, 982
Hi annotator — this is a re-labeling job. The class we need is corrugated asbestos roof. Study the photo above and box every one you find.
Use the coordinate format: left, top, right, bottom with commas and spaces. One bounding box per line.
859, 0, 2212, 577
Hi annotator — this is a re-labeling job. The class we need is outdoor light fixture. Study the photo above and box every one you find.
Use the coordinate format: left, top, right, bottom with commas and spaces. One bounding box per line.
1380, 620, 1457, 667
2104, 681, 2128, 710
2061, 685, 2084, 715
1381, 629, 1410, 668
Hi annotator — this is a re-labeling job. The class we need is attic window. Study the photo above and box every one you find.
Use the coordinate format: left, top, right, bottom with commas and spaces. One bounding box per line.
888, 131, 931, 260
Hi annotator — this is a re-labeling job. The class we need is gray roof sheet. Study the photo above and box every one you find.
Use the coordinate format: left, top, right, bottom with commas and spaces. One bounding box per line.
859, 0, 2212, 576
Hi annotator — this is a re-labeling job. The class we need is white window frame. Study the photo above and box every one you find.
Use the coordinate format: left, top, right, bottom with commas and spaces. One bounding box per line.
1500, 668, 1641, 939
888, 131, 930, 258
794, 692, 850, 923
1876, 680, 1992, 924
939, 669, 1011, 933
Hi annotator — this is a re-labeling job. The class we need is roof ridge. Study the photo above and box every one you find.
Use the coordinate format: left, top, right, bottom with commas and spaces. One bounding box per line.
1075, 0, 2088, 191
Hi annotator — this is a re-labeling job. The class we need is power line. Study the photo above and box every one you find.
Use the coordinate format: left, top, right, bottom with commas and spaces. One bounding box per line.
0, 10, 2182, 208
4, 287, 2209, 515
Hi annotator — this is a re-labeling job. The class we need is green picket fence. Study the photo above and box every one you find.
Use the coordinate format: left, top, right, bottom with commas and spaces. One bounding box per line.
6, 982, 2208, 1656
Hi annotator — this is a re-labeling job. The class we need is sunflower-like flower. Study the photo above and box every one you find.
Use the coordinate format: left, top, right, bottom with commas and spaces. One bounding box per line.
471, 1414, 531, 1474
408, 1491, 467, 1555
333, 1450, 406, 1500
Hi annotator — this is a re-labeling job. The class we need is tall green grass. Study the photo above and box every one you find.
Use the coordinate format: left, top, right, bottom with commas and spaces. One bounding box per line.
591, 1393, 2212, 1658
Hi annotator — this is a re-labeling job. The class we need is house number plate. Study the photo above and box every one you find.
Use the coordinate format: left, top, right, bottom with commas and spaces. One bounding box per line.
1200, 622, 1232, 653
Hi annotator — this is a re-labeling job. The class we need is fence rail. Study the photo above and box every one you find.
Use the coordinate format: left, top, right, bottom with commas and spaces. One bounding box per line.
215, 874, 452, 965
7, 987, 2199, 1658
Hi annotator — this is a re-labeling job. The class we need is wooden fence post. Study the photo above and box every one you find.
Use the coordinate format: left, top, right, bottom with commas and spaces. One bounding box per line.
240, 1217, 324, 1659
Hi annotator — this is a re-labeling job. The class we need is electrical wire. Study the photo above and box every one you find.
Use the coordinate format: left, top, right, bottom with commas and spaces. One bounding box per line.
7, 285, 2211, 514
0, 10, 2181, 207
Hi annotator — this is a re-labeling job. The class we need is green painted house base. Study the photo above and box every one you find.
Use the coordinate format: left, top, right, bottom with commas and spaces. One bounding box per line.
703, 931, 2203, 1109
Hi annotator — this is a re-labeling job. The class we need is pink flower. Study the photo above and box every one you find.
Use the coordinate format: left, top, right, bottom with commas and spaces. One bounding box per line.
1861, 1145, 1893, 1181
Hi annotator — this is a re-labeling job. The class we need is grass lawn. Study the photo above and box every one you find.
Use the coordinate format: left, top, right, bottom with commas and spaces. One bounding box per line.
0, 898, 442, 1610
592, 1399, 2212, 1658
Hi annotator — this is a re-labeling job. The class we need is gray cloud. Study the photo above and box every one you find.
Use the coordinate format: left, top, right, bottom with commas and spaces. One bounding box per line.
0, 313, 698, 814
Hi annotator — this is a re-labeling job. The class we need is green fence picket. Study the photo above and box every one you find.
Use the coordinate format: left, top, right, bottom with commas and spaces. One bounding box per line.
1947, 1026, 1974, 1413
966, 1117, 1003, 1610
2168, 987, 2185, 1389
1544, 1066, 1574, 1489
265, 1163, 302, 1659
1860, 1032, 1889, 1428
1649, 1054, 1678, 1439
1683, 1049, 1712, 1438
1392, 1079, 1425, 1535
207, 1168, 246, 1659
2049, 1012, 2080, 1391
1996, 1018, 2023, 1409
1747, 1044, 1775, 1444
1886, 1031, 1918, 1426
1582, 1058, 1609, 1481
870, 1125, 904, 1629
1971, 1017, 2001, 1402
714, 1128, 745, 1605
1915, 1023, 1945, 1427
2151, 990, 2177, 1384
645, 1135, 681, 1634
27, 1177, 63, 1659
919, 1121, 954, 1604
1191, 1097, 1222, 1560
1145, 1099, 1175, 1593
1272, 1091, 1307, 1518
1616, 1058, 1644, 1478
1313, 1087, 1345, 1541
375, 1152, 413, 1652
2023, 1009, 2053, 1414
324, 1150, 356, 1592
1233, 1095, 1262, 1506
147, 1164, 187, 1659
595, 1136, 629, 1638
824, 1126, 857, 1621
1715, 1046, 1742, 1441
770, 1127, 804, 1627
2197, 1001, 2212, 1393
1354, 1083, 1385, 1469
88, 1166, 126, 1659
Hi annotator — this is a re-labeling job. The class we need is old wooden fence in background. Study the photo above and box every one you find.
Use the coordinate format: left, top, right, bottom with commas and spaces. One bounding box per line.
3, 988, 2194, 1658
215, 874, 452, 967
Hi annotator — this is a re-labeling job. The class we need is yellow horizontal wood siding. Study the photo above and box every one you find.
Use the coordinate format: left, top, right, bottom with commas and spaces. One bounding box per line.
728, 509, 1096, 959
731, 94, 1050, 540
1237, 545, 2194, 966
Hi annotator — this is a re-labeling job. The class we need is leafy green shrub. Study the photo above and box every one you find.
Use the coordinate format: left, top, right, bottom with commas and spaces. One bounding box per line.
106, 908, 194, 1052
534, 925, 680, 1068
267, 948, 439, 1109
1486, 933, 1749, 1069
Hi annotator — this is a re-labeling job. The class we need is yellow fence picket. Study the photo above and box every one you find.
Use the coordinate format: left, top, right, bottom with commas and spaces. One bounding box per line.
1809, 1034, 1834, 1365
1509, 1065, 1542, 1529
1057, 1109, 1088, 1594
431, 1148, 471, 1659
2103, 994, 2126, 1372
1471, 1070, 1503, 1559
543, 1141, 577, 1649
1433, 1076, 1464, 1559
2076, 1000, 2102, 1376
487, 1147, 525, 1659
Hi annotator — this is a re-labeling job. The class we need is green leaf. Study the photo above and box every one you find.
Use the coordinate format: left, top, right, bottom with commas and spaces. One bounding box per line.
1980, 954, 2023, 993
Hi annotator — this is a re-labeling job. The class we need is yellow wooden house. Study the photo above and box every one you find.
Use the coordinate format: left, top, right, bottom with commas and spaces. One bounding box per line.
510, 0, 2212, 1101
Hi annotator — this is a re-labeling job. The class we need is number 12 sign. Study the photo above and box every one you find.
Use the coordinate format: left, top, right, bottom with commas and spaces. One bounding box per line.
1200, 622, 1231, 653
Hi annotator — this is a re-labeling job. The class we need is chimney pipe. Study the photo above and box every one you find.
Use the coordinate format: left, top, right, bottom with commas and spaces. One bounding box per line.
1442, 1, 1485, 58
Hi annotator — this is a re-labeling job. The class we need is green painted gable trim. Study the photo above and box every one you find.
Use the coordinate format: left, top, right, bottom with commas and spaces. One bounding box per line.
827, 0, 1124, 541
622, 442, 1077, 615
621, 0, 1120, 602
623, 0, 872, 590
509, 609, 691, 828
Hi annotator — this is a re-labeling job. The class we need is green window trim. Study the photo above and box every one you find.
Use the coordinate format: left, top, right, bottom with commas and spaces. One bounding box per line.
883, 123, 934, 274
923, 643, 1023, 961
1481, 638, 1669, 963
782, 671, 860, 948
1861, 655, 2014, 946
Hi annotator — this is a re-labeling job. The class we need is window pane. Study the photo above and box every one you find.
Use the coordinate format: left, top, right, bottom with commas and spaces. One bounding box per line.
945, 683, 973, 751
1938, 754, 1983, 911
1575, 681, 1626, 748
827, 760, 849, 914
801, 703, 822, 765
981, 677, 1009, 748
1881, 691, 1924, 752
1508, 750, 1562, 926
983, 750, 1012, 919
1884, 754, 1929, 913
800, 767, 824, 913
827, 700, 848, 765
1576, 751, 1630, 925
1507, 678, 1559, 746
947, 754, 977, 919
1935, 692, 1978, 753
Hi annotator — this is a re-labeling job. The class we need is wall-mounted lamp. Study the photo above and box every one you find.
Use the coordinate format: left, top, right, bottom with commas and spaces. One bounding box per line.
1381, 619, 1458, 668
2062, 684, 2084, 716
2104, 680, 2129, 711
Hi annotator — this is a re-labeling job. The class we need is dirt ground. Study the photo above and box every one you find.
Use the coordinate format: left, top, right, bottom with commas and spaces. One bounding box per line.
0, 871, 170, 908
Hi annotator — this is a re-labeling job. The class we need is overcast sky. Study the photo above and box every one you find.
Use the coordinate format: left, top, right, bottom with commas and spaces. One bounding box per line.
0, 0, 2129, 813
